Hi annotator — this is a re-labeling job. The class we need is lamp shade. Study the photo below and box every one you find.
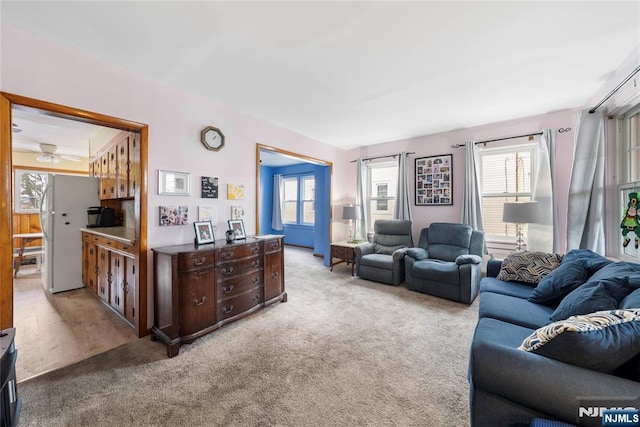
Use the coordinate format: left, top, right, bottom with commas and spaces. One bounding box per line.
342, 206, 361, 220
502, 202, 541, 224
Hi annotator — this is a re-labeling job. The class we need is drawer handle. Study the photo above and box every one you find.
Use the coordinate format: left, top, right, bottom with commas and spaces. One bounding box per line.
272, 272, 279, 279
251, 260, 259, 267
252, 294, 260, 302
222, 305, 234, 314
251, 246, 259, 253
252, 277, 259, 284
270, 242, 278, 249
222, 267, 234, 275
222, 285, 234, 294
193, 296, 207, 306
192, 257, 206, 266
221, 252, 233, 259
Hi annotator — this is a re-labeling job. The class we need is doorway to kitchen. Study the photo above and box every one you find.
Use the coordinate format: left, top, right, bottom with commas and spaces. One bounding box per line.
1, 92, 149, 381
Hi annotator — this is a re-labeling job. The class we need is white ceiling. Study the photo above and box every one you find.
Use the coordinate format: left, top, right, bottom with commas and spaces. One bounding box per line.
2, 1, 639, 150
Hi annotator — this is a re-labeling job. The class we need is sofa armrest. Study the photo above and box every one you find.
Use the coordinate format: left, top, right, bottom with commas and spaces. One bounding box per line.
486, 259, 503, 278
405, 247, 429, 261
470, 319, 640, 424
456, 254, 482, 265
354, 243, 374, 261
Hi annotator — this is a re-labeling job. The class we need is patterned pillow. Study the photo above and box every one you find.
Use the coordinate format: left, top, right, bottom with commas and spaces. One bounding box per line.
496, 251, 563, 284
519, 309, 640, 372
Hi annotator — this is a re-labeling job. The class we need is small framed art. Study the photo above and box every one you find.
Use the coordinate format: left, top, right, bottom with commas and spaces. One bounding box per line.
158, 170, 190, 195
228, 219, 246, 240
201, 176, 219, 198
194, 221, 215, 245
415, 154, 453, 206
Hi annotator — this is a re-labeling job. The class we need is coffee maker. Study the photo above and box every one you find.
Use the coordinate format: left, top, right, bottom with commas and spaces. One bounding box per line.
87, 206, 102, 228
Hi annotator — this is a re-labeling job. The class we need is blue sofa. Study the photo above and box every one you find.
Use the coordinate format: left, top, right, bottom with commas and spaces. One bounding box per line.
469, 249, 640, 427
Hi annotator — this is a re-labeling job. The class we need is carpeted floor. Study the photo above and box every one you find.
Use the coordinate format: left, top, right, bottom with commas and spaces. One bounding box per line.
17, 246, 479, 426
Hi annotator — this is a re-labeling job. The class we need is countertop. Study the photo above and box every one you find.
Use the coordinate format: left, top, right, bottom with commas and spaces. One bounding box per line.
80, 227, 136, 245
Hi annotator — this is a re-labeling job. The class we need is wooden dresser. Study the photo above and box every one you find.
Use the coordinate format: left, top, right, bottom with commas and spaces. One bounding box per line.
151, 237, 286, 357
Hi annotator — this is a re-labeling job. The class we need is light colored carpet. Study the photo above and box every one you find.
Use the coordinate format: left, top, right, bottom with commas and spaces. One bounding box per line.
17, 246, 479, 426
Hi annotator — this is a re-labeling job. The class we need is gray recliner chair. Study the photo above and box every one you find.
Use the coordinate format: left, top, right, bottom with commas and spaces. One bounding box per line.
355, 219, 413, 286
404, 222, 485, 304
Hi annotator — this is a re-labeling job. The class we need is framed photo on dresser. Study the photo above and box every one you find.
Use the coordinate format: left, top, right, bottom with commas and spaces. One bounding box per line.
415, 154, 452, 206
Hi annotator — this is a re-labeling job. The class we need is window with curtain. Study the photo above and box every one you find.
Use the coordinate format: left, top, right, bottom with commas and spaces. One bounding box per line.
282, 174, 315, 225
617, 104, 640, 260
367, 161, 397, 228
478, 144, 537, 243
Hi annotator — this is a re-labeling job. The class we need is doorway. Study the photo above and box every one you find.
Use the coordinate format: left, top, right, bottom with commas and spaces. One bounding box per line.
0, 93, 149, 345
256, 144, 332, 263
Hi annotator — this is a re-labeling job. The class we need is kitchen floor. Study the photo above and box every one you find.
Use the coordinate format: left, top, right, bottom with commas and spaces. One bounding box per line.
12, 263, 138, 382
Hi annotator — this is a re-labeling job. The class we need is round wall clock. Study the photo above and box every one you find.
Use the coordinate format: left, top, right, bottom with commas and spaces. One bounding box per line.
201, 126, 225, 151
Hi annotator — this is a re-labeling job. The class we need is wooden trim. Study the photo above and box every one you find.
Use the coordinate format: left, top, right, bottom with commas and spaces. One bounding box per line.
0, 92, 148, 338
12, 165, 89, 175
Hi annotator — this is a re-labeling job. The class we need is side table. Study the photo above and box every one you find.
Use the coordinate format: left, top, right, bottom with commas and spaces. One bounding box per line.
330, 241, 365, 276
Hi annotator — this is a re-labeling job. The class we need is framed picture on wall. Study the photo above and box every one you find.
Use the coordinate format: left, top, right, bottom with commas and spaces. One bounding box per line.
415, 154, 452, 206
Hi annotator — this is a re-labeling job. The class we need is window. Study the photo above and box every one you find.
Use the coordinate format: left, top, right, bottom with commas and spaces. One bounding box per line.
367, 161, 397, 228
282, 174, 315, 225
14, 169, 47, 213
478, 145, 535, 243
617, 105, 640, 260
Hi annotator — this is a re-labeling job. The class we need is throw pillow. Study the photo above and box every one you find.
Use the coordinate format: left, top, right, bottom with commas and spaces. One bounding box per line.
528, 258, 589, 305
561, 248, 612, 274
549, 277, 631, 322
621, 286, 640, 309
519, 309, 640, 373
496, 251, 563, 285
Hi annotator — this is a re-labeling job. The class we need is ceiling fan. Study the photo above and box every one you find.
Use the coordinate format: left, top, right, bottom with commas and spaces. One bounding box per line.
32, 143, 81, 163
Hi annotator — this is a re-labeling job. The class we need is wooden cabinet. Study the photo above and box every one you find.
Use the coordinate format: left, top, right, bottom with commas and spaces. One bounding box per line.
81, 231, 137, 327
91, 132, 139, 201
151, 237, 286, 357
0, 329, 20, 427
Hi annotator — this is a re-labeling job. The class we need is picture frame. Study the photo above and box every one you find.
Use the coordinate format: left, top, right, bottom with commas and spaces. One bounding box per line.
158, 170, 190, 195
159, 205, 189, 226
415, 154, 453, 206
200, 176, 219, 198
194, 221, 215, 245
228, 219, 246, 240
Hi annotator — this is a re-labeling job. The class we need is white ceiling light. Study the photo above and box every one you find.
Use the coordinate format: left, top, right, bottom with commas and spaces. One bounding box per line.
36, 153, 61, 163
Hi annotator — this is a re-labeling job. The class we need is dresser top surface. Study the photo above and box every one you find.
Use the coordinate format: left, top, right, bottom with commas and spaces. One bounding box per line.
152, 236, 282, 255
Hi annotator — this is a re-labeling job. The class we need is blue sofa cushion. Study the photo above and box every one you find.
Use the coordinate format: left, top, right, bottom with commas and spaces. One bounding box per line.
621, 287, 640, 309
480, 277, 533, 299
496, 251, 563, 284
550, 277, 632, 322
358, 253, 393, 270
519, 309, 640, 373
561, 248, 612, 274
479, 292, 555, 329
587, 261, 640, 283
425, 223, 473, 262
412, 260, 459, 285
528, 259, 590, 306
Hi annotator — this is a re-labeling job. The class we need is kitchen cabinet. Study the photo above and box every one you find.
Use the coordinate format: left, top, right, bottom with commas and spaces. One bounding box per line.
91, 132, 139, 201
151, 237, 286, 358
82, 230, 137, 327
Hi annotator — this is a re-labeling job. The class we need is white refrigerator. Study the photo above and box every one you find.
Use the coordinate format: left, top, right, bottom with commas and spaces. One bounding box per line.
39, 174, 100, 293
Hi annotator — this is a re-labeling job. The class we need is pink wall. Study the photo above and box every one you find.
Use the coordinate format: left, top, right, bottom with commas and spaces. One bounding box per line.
346, 109, 579, 251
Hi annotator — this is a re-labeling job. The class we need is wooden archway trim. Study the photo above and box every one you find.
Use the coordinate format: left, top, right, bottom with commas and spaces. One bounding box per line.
0, 92, 149, 338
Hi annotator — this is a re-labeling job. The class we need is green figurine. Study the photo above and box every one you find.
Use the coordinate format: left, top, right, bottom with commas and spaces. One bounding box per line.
621, 192, 640, 249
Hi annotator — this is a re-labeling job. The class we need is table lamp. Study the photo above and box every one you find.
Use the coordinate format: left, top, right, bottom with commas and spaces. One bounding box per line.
502, 201, 541, 252
343, 205, 362, 243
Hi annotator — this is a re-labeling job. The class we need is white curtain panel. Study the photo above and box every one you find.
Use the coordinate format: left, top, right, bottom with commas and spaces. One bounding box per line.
356, 158, 369, 239
271, 174, 284, 231
528, 129, 557, 253
461, 141, 483, 230
566, 110, 606, 253
394, 152, 413, 221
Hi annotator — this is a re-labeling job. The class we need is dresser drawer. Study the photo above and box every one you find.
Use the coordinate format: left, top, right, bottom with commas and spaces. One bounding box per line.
179, 251, 215, 271
217, 287, 264, 322
217, 243, 261, 263
178, 268, 215, 335
264, 238, 282, 253
217, 256, 263, 278
217, 270, 263, 300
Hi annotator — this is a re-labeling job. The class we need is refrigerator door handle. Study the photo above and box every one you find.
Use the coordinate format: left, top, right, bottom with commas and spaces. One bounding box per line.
39, 183, 53, 242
